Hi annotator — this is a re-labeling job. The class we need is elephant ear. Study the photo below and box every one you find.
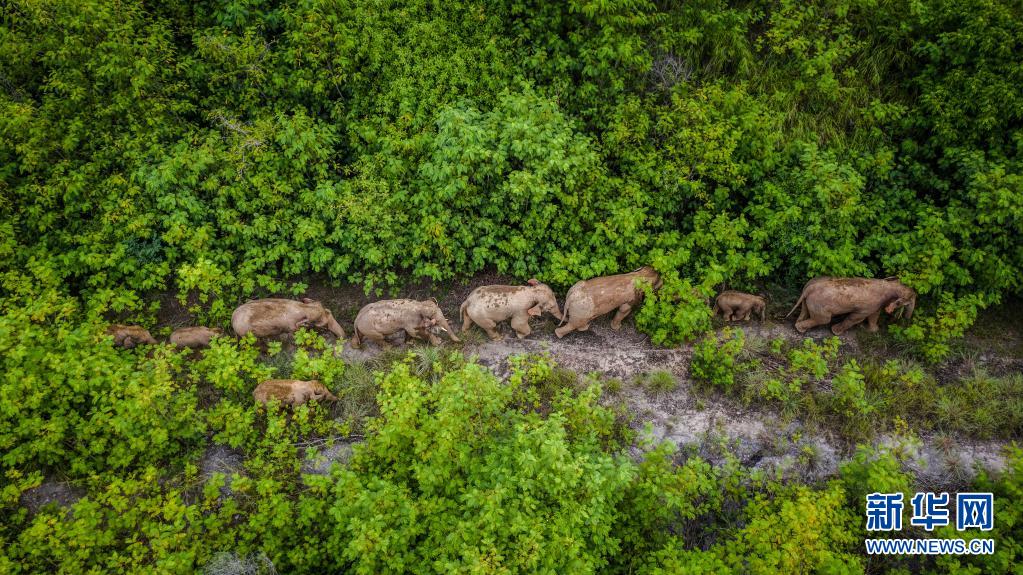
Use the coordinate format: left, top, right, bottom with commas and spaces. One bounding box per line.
527, 305, 542, 317
527, 278, 540, 286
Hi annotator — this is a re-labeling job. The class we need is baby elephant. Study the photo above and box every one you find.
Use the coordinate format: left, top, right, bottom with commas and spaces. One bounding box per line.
253, 379, 338, 406
169, 326, 224, 349
232, 298, 344, 339
351, 299, 459, 349
106, 324, 158, 348
713, 291, 766, 322
460, 279, 562, 340
555, 266, 662, 338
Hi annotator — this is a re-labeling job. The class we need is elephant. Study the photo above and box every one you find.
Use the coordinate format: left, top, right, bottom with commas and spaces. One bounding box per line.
106, 324, 158, 348
253, 379, 338, 406
169, 326, 224, 349
460, 279, 563, 340
231, 298, 344, 339
555, 266, 662, 338
786, 277, 916, 335
713, 291, 766, 322
351, 299, 459, 349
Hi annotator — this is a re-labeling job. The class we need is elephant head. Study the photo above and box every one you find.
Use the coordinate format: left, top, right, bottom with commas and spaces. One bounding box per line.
419, 300, 459, 342
632, 266, 663, 291
883, 283, 917, 320
301, 298, 345, 338
754, 297, 767, 321
526, 279, 563, 320
308, 381, 339, 403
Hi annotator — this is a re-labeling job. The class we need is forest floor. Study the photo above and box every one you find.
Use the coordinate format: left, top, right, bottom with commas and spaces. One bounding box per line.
151, 273, 1023, 492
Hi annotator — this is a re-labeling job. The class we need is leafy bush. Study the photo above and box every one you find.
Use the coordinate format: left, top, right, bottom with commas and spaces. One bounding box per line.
691, 328, 746, 392
0, 303, 203, 477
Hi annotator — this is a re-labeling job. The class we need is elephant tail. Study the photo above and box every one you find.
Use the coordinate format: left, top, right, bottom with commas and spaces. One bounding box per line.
459, 299, 469, 326
785, 292, 807, 319
559, 282, 581, 326
350, 326, 362, 349
712, 300, 720, 316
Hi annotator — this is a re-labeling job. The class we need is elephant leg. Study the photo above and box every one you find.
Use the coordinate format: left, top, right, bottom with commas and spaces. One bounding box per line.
554, 323, 576, 338
577, 322, 591, 332
797, 305, 809, 323
866, 311, 881, 332
795, 313, 830, 333
366, 333, 391, 350
475, 317, 503, 341
610, 303, 633, 330
832, 312, 869, 335
461, 314, 475, 334
510, 313, 531, 339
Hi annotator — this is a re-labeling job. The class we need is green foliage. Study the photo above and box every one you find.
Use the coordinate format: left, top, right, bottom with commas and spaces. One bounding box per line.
3, 0, 1023, 571
828, 360, 875, 440
691, 328, 745, 392
635, 269, 714, 347
0, 300, 203, 477
891, 292, 983, 362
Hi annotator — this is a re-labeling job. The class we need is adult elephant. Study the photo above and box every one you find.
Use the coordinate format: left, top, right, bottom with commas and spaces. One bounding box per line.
232, 298, 345, 339
555, 266, 662, 338
787, 277, 916, 335
351, 299, 459, 349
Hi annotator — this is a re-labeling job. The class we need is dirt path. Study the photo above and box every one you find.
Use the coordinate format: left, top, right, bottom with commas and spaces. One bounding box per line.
339, 314, 1011, 489
153, 275, 1017, 487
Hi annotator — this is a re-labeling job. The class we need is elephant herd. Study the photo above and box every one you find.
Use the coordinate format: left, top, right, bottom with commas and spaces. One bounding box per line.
106, 269, 917, 406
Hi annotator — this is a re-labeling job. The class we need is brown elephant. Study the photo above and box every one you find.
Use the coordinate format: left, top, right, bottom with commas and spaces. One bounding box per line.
106, 324, 158, 348
460, 279, 563, 340
787, 277, 916, 335
555, 266, 662, 338
253, 379, 338, 406
351, 299, 459, 349
231, 298, 344, 339
169, 326, 224, 349
713, 291, 766, 322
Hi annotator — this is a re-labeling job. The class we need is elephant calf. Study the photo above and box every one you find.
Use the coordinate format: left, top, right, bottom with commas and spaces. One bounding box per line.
460, 279, 562, 340
787, 276, 916, 335
351, 299, 459, 349
253, 379, 338, 406
713, 291, 766, 322
169, 326, 224, 349
106, 324, 158, 348
555, 266, 662, 338
232, 298, 344, 339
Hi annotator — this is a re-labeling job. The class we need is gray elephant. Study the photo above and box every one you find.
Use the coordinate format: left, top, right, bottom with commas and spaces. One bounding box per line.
713, 291, 766, 322
555, 266, 662, 338
460, 279, 563, 340
351, 299, 459, 349
253, 379, 338, 406
231, 298, 344, 339
106, 324, 158, 348
787, 277, 916, 335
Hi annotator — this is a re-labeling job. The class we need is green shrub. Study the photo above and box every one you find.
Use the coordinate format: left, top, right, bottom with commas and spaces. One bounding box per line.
691, 328, 746, 392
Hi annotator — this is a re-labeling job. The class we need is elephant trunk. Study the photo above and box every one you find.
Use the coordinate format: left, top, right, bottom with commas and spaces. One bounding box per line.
326, 315, 345, 338
904, 297, 916, 320
438, 316, 459, 342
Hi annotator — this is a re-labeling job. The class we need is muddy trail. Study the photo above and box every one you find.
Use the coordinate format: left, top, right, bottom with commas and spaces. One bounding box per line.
154, 274, 1020, 490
